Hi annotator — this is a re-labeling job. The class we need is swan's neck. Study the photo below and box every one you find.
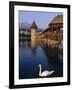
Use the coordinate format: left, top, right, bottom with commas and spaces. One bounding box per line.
39, 65, 42, 75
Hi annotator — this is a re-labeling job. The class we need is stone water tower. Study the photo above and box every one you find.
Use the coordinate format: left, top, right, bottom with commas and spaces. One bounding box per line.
31, 21, 37, 50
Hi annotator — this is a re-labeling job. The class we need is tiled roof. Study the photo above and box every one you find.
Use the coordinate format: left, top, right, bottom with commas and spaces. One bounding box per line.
50, 15, 63, 24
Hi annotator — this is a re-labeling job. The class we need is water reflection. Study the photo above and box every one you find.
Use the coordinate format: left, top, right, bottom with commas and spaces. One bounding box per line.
19, 40, 63, 79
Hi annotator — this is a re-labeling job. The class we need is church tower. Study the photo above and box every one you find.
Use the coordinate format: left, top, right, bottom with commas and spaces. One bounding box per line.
31, 21, 37, 50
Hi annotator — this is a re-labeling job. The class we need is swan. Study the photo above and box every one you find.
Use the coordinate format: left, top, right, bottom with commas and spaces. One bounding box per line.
38, 64, 54, 77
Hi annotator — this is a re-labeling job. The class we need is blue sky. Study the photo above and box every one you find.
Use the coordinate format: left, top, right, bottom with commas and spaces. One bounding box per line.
19, 10, 63, 29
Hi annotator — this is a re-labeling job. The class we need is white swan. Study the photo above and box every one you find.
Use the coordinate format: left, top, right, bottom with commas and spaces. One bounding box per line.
38, 64, 54, 77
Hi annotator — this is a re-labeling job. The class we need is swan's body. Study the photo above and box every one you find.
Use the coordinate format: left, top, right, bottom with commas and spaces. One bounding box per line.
38, 64, 54, 77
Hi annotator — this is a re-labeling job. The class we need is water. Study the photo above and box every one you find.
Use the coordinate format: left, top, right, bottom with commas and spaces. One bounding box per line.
19, 40, 63, 79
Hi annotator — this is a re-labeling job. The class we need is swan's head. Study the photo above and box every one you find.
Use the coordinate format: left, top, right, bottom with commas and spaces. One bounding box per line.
38, 64, 41, 67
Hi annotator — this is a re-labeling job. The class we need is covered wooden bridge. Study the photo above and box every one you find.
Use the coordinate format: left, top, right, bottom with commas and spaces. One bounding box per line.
38, 15, 63, 42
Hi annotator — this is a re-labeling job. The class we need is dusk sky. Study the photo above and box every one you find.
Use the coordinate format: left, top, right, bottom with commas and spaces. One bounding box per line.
19, 10, 63, 29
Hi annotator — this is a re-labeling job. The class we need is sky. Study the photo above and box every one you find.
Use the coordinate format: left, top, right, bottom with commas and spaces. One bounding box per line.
19, 10, 63, 29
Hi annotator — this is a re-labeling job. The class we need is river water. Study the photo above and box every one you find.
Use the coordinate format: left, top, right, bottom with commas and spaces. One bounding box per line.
19, 40, 63, 79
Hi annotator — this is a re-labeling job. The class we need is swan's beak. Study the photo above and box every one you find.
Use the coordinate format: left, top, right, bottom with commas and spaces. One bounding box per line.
37, 64, 39, 67
38, 65, 39, 67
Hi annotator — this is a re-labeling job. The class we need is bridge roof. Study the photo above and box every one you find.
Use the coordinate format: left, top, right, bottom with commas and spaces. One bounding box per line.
49, 15, 63, 24
40, 15, 63, 35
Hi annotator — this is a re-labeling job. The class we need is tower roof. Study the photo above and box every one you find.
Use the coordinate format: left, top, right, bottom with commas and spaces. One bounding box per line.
31, 21, 37, 29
